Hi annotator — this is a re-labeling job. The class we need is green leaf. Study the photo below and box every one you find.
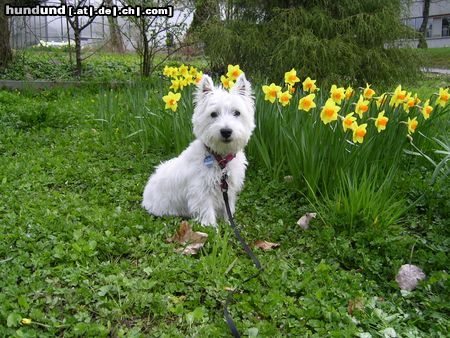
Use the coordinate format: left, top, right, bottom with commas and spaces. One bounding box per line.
7, 313, 22, 328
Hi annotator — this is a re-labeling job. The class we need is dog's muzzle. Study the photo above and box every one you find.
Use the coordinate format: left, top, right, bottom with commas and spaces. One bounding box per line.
220, 128, 233, 143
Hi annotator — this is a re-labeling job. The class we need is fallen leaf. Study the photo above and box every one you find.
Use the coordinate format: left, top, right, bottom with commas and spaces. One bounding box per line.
166, 221, 208, 245
176, 243, 205, 255
297, 212, 317, 230
167, 221, 208, 255
253, 240, 280, 251
347, 298, 364, 315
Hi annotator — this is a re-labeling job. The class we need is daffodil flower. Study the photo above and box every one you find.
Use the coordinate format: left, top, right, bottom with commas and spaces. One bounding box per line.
421, 99, 433, 119
353, 123, 368, 143
298, 93, 316, 112
262, 83, 282, 103
436, 87, 449, 107
278, 90, 292, 106
288, 84, 296, 94
163, 91, 182, 112
345, 86, 354, 100
376, 93, 388, 109
389, 85, 407, 107
403, 93, 416, 113
226, 64, 243, 81
189, 66, 198, 77
407, 117, 418, 134
179, 64, 189, 78
363, 84, 376, 99
320, 98, 340, 124
170, 78, 181, 91
355, 95, 370, 118
330, 85, 345, 105
302, 77, 318, 93
374, 111, 389, 132
342, 112, 357, 132
221, 75, 234, 90
284, 68, 300, 86
195, 72, 203, 84
163, 65, 172, 77
21, 318, 32, 325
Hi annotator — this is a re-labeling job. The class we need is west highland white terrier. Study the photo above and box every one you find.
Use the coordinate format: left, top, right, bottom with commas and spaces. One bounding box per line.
142, 74, 255, 226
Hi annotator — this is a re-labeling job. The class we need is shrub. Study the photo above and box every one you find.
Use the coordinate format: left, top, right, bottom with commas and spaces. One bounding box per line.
201, 0, 421, 86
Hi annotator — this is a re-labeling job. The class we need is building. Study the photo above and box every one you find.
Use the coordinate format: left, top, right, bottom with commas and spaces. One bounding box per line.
402, 0, 450, 47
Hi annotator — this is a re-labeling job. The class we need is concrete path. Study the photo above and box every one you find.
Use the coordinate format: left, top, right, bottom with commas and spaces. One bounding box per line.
421, 67, 450, 75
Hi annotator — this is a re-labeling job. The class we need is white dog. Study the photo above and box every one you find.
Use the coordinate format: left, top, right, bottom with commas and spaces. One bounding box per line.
142, 74, 255, 226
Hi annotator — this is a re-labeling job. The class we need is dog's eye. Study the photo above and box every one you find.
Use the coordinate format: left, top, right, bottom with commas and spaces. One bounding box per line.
233, 111, 240, 117
210, 112, 218, 118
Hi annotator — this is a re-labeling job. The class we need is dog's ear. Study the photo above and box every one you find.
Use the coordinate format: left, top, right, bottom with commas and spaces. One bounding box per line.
231, 73, 252, 98
195, 74, 214, 101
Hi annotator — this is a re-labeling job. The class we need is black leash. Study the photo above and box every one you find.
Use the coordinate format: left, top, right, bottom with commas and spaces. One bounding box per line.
221, 173, 263, 338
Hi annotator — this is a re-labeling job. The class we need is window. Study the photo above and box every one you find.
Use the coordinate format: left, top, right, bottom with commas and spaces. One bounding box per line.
442, 17, 449, 37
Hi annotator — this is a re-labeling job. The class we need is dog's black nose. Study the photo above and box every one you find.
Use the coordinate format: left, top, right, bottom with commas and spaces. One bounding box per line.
220, 128, 233, 139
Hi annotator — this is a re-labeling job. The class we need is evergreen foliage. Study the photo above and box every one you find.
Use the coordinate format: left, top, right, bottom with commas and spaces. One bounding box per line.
201, 0, 421, 85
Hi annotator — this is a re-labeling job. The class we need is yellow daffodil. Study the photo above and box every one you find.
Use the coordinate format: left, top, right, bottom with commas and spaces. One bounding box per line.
345, 86, 354, 100
180, 78, 189, 89
355, 95, 370, 118
407, 117, 418, 134
163, 65, 172, 77
330, 85, 345, 104
437, 87, 449, 107
163, 66, 178, 78
342, 112, 357, 132
422, 99, 433, 119
221, 75, 234, 90
178, 64, 189, 78
163, 91, 181, 112
21, 318, 32, 325
320, 98, 340, 124
353, 123, 368, 144
390, 85, 407, 107
262, 83, 282, 103
278, 90, 292, 106
284, 68, 300, 86
376, 93, 388, 109
403, 93, 416, 113
189, 66, 198, 77
374, 111, 389, 132
195, 71, 203, 84
302, 77, 318, 93
288, 84, 296, 94
170, 77, 181, 91
298, 93, 316, 112
363, 84, 376, 99
226, 64, 243, 81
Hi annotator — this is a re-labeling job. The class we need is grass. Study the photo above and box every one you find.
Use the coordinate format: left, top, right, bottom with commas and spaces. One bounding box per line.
0, 85, 448, 337
419, 47, 450, 69
0, 49, 207, 81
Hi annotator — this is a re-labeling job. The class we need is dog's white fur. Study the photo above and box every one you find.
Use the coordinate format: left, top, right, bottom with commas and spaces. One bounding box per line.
142, 74, 255, 226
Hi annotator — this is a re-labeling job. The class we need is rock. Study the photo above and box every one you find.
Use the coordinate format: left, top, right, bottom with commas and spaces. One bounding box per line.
395, 264, 426, 291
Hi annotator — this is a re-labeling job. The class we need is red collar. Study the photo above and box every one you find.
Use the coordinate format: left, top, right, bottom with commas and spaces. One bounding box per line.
205, 145, 235, 169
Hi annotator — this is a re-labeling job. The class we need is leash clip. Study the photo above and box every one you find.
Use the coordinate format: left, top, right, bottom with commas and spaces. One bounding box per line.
220, 172, 228, 192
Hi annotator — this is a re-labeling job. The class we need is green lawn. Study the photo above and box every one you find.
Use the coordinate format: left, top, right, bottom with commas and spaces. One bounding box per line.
419, 47, 450, 69
0, 86, 448, 337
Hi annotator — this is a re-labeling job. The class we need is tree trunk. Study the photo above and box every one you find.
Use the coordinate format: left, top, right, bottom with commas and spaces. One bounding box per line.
105, 0, 125, 53
418, 0, 431, 49
0, 5, 12, 70
142, 32, 150, 77
73, 18, 82, 77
